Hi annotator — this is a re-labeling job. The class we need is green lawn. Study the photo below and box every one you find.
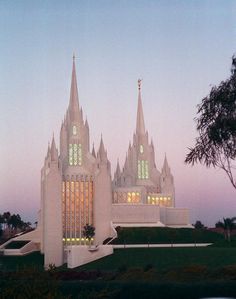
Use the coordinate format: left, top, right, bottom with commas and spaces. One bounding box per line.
0, 252, 44, 271
2, 246, 236, 273
2, 247, 236, 298
78, 247, 236, 272
111, 227, 223, 244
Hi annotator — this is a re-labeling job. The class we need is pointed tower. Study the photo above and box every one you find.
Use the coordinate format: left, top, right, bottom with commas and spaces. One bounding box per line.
115, 79, 161, 191
136, 79, 146, 135
91, 143, 96, 158
112, 79, 176, 208
59, 56, 96, 247
68, 55, 80, 121
58, 57, 113, 248
41, 136, 63, 267
160, 154, 175, 206
93, 135, 112, 244
60, 56, 90, 173
113, 159, 122, 187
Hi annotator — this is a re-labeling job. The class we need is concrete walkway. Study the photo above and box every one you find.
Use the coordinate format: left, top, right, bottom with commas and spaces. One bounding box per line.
113, 243, 212, 249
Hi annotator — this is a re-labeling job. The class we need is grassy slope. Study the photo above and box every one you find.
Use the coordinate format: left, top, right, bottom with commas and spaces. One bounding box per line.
111, 227, 223, 244
3, 246, 236, 273
2, 245, 236, 298
0, 252, 44, 271
0, 229, 232, 273
78, 247, 236, 271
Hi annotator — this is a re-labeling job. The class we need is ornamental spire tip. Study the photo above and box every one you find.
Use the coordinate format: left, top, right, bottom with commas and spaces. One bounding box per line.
138, 78, 142, 91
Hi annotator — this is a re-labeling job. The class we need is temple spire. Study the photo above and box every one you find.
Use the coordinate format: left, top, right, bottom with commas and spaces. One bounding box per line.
98, 134, 107, 161
92, 143, 96, 158
115, 159, 121, 176
50, 134, 58, 161
136, 79, 145, 135
69, 54, 79, 118
162, 154, 171, 176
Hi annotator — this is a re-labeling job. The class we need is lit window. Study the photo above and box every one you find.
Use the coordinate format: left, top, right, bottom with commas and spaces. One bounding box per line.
72, 125, 77, 135
69, 143, 82, 166
138, 160, 149, 179
140, 145, 144, 154
62, 179, 94, 245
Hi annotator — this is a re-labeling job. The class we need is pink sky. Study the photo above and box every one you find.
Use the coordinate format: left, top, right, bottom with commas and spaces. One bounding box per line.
0, 1, 235, 226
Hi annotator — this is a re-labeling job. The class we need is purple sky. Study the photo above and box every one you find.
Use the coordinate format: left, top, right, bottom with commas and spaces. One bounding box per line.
0, 1, 235, 226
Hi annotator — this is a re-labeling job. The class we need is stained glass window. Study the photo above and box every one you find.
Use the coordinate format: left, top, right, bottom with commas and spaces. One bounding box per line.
62, 179, 93, 245
140, 144, 144, 154
69, 143, 82, 166
72, 125, 77, 135
138, 160, 149, 179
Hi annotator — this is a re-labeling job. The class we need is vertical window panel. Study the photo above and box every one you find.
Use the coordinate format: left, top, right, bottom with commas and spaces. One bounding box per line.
62, 179, 93, 245
68, 143, 82, 166
138, 160, 149, 179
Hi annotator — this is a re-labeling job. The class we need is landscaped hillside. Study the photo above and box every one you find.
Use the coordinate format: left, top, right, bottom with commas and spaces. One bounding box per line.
111, 227, 223, 244
2, 247, 236, 298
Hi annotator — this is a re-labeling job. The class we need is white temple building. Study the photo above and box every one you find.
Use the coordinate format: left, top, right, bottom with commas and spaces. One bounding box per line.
0, 58, 190, 268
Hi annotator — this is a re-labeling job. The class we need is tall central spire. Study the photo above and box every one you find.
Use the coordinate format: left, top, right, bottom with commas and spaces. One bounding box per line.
136, 79, 145, 135
69, 54, 79, 118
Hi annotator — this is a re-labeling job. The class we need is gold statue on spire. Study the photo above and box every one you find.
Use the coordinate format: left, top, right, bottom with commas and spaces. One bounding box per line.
138, 78, 142, 91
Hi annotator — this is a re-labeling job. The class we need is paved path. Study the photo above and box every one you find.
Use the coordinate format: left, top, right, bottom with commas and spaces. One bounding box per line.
113, 243, 212, 248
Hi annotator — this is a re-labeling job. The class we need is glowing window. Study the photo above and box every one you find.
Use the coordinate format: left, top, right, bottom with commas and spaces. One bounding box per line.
62, 179, 93, 245
138, 160, 141, 179
69, 143, 82, 166
138, 160, 149, 179
140, 145, 144, 154
72, 125, 77, 135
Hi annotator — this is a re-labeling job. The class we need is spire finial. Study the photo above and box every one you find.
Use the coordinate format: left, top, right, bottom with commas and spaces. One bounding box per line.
69, 53, 79, 118
138, 78, 142, 91
136, 78, 145, 135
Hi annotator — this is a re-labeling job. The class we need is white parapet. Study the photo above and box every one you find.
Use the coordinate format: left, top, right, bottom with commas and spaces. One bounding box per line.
66, 245, 113, 268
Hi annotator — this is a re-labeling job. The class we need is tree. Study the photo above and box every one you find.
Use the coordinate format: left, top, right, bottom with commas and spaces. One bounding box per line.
3, 212, 11, 230
215, 217, 236, 242
0, 212, 32, 237
194, 220, 206, 229
82, 224, 95, 246
8, 214, 20, 232
0, 214, 4, 230
185, 56, 236, 189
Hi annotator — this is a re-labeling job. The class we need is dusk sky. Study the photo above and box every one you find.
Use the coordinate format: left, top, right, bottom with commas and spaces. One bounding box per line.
0, 1, 235, 226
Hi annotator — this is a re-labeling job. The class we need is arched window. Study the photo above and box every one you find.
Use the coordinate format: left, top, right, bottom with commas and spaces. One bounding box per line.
72, 125, 77, 135
139, 144, 144, 154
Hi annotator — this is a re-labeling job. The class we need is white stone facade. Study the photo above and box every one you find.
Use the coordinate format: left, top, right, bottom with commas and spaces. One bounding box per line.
38, 59, 190, 267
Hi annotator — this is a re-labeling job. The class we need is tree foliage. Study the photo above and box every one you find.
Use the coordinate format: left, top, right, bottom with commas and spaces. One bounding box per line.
215, 217, 236, 242
82, 224, 95, 245
194, 220, 206, 230
185, 56, 236, 189
0, 211, 32, 238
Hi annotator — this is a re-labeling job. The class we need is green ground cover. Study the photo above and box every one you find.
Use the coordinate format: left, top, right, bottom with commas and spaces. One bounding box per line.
1, 244, 236, 298
0, 252, 44, 272
111, 227, 223, 244
2, 246, 236, 274
78, 247, 236, 272
58, 281, 236, 299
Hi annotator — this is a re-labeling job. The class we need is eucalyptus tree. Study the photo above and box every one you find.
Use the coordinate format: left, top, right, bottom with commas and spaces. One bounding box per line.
185, 56, 236, 190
